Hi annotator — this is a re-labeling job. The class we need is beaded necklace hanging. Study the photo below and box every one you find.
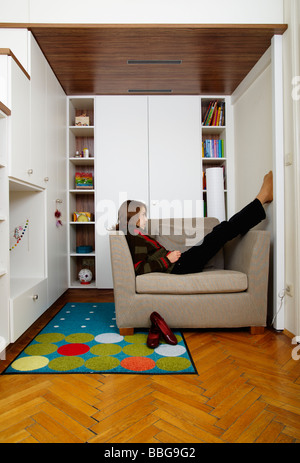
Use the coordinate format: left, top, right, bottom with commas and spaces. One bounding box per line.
9, 219, 29, 251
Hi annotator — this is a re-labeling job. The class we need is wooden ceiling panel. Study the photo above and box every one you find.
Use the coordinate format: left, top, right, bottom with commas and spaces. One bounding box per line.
29, 24, 287, 95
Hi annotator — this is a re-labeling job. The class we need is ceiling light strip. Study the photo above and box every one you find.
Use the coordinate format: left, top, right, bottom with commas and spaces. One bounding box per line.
127, 60, 182, 65
128, 89, 173, 93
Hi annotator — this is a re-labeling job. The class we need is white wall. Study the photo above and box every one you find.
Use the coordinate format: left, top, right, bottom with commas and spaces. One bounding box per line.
233, 65, 273, 219
0, 29, 30, 73
0, 0, 283, 24
283, 0, 300, 337
232, 60, 274, 323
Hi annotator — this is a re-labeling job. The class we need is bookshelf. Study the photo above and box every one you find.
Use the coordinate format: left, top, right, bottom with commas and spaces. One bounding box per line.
67, 97, 96, 288
201, 97, 228, 218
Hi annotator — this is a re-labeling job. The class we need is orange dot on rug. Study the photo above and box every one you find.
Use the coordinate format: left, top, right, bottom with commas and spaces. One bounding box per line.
120, 356, 156, 372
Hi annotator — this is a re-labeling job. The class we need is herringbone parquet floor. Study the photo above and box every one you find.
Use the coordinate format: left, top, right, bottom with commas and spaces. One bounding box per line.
0, 289, 300, 443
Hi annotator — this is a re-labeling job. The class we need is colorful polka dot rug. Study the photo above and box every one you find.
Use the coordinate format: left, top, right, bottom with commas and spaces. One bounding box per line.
3, 303, 197, 375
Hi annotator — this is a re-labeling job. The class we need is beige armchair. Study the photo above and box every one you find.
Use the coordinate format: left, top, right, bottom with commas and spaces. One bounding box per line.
109, 217, 270, 336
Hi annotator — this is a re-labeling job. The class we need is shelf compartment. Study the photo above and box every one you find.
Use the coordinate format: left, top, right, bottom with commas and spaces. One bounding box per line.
201, 98, 226, 127
68, 97, 94, 127
68, 128, 94, 159
69, 222, 95, 255
69, 161, 94, 191
69, 255, 96, 288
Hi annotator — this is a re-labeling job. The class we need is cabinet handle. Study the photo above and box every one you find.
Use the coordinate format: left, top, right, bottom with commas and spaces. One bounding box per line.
28, 169, 33, 175
56, 199, 62, 203
44, 177, 49, 182
32, 294, 39, 301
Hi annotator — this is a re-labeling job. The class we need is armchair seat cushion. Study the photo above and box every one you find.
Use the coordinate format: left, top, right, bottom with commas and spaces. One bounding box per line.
136, 270, 248, 294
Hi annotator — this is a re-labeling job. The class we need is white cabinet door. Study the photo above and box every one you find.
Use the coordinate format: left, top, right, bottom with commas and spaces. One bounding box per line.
30, 37, 47, 188
148, 96, 202, 218
96, 96, 149, 288
9, 59, 30, 183
45, 65, 68, 306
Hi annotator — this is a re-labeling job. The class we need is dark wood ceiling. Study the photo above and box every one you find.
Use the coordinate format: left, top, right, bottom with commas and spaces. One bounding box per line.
29, 24, 287, 95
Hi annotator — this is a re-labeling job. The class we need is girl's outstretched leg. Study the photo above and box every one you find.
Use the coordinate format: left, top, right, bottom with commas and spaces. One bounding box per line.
172, 171, 273, 274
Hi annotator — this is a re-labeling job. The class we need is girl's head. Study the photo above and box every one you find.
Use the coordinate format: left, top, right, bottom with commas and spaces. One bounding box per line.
116, 200, 147, 234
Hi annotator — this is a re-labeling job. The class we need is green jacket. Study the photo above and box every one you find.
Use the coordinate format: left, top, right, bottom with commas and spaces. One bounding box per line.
126, 228, 175, 276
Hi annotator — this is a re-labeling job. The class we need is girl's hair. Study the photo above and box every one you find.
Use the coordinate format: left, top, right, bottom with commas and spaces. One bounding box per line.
116, 200, 147, 234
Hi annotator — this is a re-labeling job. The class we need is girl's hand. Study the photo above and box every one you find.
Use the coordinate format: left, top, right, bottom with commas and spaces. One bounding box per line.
167, 250, 181, 263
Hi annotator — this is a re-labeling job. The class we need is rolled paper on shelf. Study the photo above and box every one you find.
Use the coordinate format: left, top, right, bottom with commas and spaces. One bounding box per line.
206, 167, 225, 222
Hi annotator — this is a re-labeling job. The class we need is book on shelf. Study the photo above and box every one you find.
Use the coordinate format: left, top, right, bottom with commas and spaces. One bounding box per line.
202, 139, 224, 158
202, 101, 225, 126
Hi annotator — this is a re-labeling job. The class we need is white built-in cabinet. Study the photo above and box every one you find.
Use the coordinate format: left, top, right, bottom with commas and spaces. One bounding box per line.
9, 58, 31, 185
90, 95, 231, 288
46, 62, 68, 307
96, 96, 149, 288
0, 108, 10, 353
0, 34, 67, 346
148, 96, 202, 218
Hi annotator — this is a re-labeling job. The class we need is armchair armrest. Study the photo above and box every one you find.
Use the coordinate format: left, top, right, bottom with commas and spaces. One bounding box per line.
109, 231, 136, 297
224, 230, 271, 295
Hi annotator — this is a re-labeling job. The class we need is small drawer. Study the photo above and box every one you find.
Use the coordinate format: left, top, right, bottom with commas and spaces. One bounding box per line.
10, 279, 47, 343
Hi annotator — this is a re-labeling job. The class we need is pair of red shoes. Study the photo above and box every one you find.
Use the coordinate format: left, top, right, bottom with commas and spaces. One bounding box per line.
147, 311, 178, 348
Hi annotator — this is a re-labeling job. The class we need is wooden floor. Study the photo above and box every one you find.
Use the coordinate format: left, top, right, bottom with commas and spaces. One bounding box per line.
0, 289, 300, 444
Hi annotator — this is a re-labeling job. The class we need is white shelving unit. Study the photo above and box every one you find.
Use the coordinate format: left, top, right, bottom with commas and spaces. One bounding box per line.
200, 97, 229, 218
67, 97, 97, 288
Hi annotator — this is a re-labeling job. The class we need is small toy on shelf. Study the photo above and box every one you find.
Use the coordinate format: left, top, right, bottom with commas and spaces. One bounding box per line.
78, 268, 93, 284
75, 172, 93, 189
73, 212, 92, 222
75, 113, 90, 126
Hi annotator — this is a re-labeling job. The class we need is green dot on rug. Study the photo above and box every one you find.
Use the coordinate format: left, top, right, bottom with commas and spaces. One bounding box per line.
90, 343, 122, 356
48, 356, 85, 371
24, 343, 58, 356
85, 356, 120, 371
156, 356, 192, 372
65, 333, 94, 343
10, 356, 49, 372
35, 333, 65, 343
123, 344, 154, 357
124, 333, 148, 344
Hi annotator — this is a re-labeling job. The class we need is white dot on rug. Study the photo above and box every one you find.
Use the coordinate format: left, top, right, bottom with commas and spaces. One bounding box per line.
154, 344, 186, 357
95, 333, 124, 344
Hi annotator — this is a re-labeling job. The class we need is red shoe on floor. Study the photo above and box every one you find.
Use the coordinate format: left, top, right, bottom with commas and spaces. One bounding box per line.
150, 311, 178, 345
147, 323, 160, 348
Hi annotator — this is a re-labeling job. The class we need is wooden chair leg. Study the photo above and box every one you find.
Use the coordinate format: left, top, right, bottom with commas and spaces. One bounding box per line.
250, 326, 265, 335
119, 328, 134, 336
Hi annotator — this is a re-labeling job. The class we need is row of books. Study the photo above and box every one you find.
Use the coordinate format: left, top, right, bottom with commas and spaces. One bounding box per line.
202, 139, 224, 158
202, 101, 225, 126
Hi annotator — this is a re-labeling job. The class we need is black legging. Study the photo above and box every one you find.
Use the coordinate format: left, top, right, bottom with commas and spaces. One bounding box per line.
171, 198, 266, 275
